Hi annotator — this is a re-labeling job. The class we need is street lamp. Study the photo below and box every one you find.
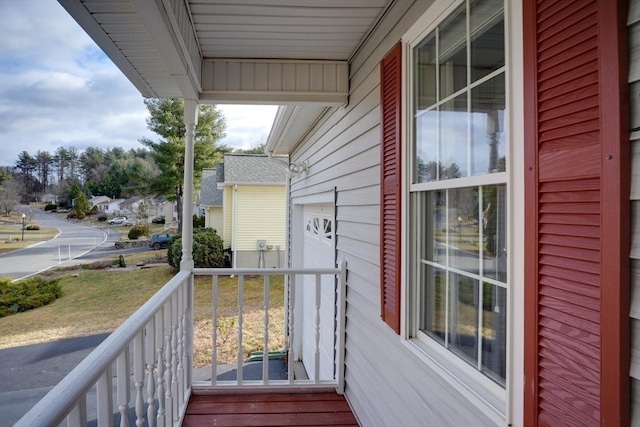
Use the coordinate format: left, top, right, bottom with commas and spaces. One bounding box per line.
21, 213, 26, 241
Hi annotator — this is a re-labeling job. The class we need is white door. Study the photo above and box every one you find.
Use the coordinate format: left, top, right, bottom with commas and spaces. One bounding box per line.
300, 203, 335, 381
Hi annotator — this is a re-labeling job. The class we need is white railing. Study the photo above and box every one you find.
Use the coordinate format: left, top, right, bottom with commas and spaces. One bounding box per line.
192, 261, 347, 392
17, 270, 193, 427
16, 262, 347, 426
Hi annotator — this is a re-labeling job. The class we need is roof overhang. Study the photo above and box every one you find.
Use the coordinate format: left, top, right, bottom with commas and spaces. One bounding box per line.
59, 0, 394, 155
265, 105, 330, 156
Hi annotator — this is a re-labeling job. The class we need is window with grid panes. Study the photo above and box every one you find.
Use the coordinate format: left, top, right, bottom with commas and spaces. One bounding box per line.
409, 0, 507, 387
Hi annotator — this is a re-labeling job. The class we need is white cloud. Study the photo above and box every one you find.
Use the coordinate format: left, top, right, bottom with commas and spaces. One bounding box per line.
0, 0, 277, 167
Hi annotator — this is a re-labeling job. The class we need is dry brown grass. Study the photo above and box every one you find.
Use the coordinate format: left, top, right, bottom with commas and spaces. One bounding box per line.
0, 217, 58, 254
0, 255, 286, 368
192, 275, 285, 367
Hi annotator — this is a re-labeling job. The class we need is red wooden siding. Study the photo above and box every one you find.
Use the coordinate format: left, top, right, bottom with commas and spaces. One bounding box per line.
380, 41, 402, 334
524, 0, 630, 425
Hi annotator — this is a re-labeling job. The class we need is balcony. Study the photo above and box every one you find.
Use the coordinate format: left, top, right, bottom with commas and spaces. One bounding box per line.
16, 263, 353, 426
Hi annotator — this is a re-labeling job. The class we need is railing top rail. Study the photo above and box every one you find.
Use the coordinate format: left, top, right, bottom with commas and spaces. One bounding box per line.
17, 269, 191, 427
193, 267, 341, 276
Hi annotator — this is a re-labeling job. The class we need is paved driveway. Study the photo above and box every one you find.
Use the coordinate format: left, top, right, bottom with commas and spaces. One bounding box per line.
0, 334, 109, 427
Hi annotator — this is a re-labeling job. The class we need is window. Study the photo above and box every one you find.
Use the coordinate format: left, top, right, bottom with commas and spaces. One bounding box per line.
409, 0, 507, 388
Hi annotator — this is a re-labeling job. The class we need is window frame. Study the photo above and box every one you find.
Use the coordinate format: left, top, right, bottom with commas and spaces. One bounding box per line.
400, 0, 512, 420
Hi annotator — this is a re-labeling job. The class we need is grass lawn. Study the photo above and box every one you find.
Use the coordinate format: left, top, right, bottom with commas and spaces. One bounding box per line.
0, 251, 286, 367
0, 214, 58, 254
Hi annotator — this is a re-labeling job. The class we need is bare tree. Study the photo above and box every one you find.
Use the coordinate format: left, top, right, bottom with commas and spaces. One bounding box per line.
0, 179, 22, 216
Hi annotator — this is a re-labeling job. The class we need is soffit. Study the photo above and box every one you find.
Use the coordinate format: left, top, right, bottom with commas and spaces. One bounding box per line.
59, 0, 392, 101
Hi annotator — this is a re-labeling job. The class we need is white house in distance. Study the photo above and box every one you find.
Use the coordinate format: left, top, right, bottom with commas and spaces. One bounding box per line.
87, 195, 111, 211
200, 154, 287, 268
24, 1, 638, 426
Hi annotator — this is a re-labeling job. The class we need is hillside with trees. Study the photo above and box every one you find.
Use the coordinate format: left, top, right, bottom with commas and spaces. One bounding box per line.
1, 100, 229, 232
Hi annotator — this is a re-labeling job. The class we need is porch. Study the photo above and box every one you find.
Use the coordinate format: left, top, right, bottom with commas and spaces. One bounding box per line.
16, 265, 353, 426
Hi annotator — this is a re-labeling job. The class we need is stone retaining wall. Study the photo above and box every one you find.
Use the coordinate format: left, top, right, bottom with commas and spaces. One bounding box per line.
114, 240, 150, 250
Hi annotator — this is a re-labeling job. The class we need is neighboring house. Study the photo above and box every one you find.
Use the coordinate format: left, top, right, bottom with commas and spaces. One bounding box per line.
40, 193, 57, 204
39, 1, 637, 426
200, 154, 287, 268
119, 196, 141, 217
198, 167, 224, 234
101, 198, 125, 214
149, 198, 177, 224
87, 195, 110, 210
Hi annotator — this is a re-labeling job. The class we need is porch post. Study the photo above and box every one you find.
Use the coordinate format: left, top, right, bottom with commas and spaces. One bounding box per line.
180, 99, 198, 271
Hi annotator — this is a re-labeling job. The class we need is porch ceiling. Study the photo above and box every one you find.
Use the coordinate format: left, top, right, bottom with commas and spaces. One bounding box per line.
58, 0, 392, 104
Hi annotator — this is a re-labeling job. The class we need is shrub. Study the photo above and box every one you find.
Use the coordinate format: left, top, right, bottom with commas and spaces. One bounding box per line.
193, 214, 205, 229
97, 213, 108, 222
0, 277, 63, 317
44, 204, 57, 212
66, 212, 78, 219
168, 228, 224, 268
85, 206, 99, 218
128, 224, 148, 240
25, 224, 40, 230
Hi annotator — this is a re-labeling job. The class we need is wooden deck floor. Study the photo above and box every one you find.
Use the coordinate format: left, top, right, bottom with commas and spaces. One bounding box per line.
182, 388, 358, 427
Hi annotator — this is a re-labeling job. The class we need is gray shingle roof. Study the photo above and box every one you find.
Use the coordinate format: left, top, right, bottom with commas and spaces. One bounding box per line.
223, 154, 286, 184
199, 168, 223, 206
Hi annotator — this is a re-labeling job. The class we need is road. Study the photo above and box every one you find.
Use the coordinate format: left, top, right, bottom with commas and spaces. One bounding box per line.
0, 208, 129, 280
0, 334, 110, 427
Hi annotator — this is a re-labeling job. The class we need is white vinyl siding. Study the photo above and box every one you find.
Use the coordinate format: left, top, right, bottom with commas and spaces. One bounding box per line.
629, 0, 640, 423
289, 0, 497, 425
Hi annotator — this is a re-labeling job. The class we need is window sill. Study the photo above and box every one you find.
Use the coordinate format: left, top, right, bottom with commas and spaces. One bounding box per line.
402, 336, 507, 424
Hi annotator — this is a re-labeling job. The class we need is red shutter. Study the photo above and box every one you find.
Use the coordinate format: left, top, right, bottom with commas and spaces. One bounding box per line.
380, 42, 402, 334
523, 0, 630, 425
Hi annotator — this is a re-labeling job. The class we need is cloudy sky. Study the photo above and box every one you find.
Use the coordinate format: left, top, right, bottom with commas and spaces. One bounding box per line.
0, 0, 278, 167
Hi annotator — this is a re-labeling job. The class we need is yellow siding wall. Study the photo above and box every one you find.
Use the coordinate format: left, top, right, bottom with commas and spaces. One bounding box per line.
235, 185, 286, 251
205, 206, 223, 237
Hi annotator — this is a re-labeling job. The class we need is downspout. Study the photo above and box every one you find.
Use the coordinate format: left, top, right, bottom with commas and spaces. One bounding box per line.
181, 99, 197, 271
232, 184, 238, 269
267, 151, 291, 349
266, 151, 290, 270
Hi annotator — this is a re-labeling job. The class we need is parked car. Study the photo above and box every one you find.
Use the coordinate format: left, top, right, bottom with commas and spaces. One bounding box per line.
123, 218, 135, 226
151, 215, 166, 224
149, 232, 175, 250
107, 216, 127, 225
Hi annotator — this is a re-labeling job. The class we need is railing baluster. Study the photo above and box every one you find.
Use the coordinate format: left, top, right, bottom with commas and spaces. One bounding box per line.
96, 366, 113, 426
145, 319, 157, 427
155, 309, 165, 427
134, 331, 145, 427
66, 395, 87, 427
314, 273, 321, 383
177, 284, 185, 408
185, 275, 194, 392
262, 275, 270, 385
117, 348, 131, 427
211, 274, 219, 386
237, 274, 244, 385
287, 274, 296, 385
170, 293, 179, 423
163, 300, 173, 426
